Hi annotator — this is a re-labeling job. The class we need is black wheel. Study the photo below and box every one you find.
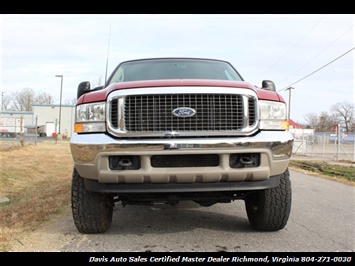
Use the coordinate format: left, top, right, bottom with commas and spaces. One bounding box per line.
245, 168, 292, 231
71, 167, 114, 234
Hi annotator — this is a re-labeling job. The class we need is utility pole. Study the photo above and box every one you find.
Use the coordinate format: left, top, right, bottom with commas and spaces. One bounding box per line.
286, 87, 295, 122
55, 75, 63, 140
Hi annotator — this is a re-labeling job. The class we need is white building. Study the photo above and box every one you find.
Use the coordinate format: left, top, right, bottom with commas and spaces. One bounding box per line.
32, 104, 75, 137
1, 104, 76, 138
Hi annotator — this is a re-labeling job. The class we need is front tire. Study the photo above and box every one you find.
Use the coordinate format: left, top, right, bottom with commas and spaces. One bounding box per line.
71, 167, 114, 234
245, 168, 292, 231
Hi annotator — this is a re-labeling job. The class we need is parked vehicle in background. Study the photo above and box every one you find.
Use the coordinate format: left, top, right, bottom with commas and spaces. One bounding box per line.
69, 57, 294, 234
0, 116, 24, 138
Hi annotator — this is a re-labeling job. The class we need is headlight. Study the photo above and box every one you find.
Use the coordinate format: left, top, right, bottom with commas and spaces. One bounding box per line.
74, 102, 106, 133
259, 100, 289, 130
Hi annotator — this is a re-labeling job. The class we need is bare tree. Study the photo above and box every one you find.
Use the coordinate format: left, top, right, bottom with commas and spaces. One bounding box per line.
317, 111, 337, 132
304, 111, 337, 132
35, 92, 54, 105
11, 88, 55, 111
330, 101, 354, 133
12, 88, 35, 111
1, 93, 12, 111
303, 112, 318, 129
350, 120, 355, 132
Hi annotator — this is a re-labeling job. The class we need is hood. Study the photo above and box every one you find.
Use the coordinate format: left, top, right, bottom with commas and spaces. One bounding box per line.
77, 79, 284, 104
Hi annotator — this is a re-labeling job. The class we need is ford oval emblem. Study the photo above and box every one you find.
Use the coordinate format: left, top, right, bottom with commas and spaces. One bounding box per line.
172, 107, 196, 117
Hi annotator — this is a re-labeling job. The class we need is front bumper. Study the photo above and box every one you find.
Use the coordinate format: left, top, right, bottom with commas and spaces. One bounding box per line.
70, 131, 293, 188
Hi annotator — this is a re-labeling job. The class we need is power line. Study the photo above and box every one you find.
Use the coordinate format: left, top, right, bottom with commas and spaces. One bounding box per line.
278, 46, 355, 92
257, 17, 324, 79
279, 24, 354, 85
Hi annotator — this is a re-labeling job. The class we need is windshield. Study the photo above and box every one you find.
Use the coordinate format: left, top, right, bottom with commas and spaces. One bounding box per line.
107, 58, 243, 85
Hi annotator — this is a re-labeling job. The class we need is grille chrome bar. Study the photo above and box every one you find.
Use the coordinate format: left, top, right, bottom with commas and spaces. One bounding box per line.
125, 94, 244, 132
107, 87, 259, 137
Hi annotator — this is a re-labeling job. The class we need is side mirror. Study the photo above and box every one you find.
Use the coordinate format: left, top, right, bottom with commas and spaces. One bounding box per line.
77, 81, 91, 99
261, 80, 276, 92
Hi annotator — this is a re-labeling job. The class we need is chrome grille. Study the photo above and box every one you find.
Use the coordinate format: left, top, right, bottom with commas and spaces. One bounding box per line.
248, 96, 256, 126
124, 94, 245, 132
110, 98, 119, 128
107, 87, 259, 137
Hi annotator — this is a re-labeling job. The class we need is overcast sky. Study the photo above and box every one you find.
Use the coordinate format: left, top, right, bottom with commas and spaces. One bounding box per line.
1, 14, 354, 124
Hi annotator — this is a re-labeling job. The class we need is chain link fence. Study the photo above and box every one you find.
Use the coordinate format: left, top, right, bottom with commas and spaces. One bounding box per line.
292, 129, 355, 162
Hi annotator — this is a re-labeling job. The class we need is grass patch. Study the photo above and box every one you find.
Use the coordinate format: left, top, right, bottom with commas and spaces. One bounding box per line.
289, 160, 355, 184
0, 140, 73, 251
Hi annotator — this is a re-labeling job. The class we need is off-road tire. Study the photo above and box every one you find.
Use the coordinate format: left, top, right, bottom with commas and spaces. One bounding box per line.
245, 168, 292, 231
71, 167, 114, 234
